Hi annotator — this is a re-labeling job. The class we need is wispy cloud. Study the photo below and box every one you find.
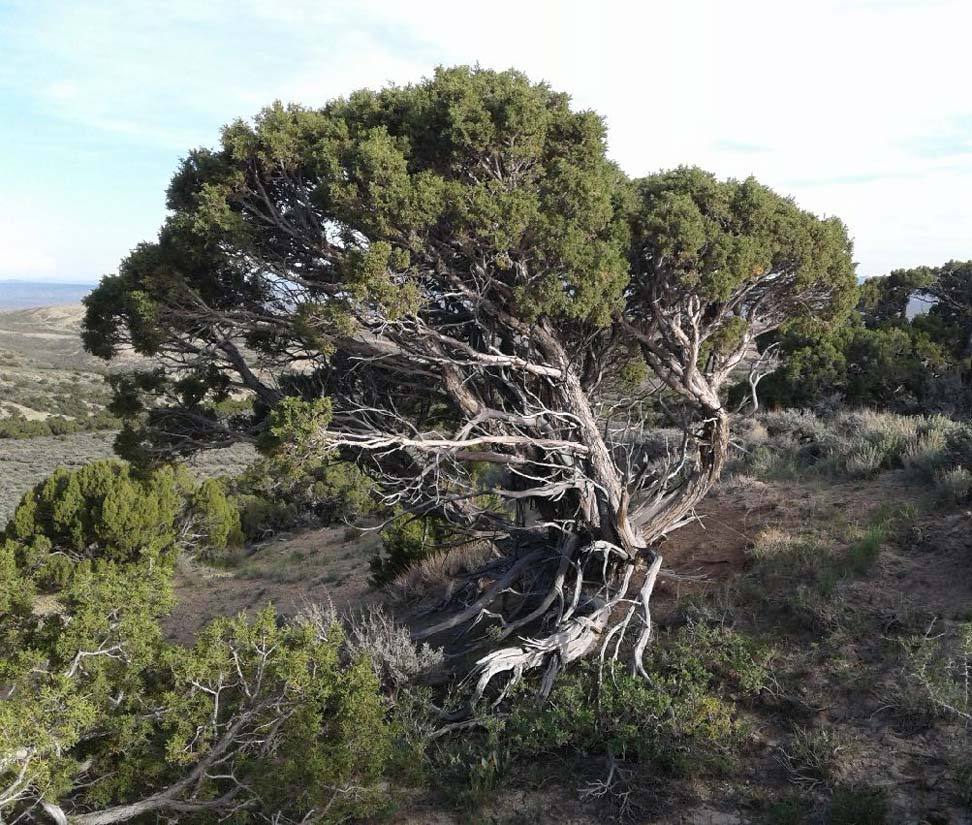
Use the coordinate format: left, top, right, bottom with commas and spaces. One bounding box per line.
904, 114, 972, 159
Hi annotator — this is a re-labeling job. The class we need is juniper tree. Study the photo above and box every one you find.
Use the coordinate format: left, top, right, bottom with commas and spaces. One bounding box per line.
765, 259, 972, 410
83, 66, 856, 694
1, 467, 393, 822
0, 561, 394, 823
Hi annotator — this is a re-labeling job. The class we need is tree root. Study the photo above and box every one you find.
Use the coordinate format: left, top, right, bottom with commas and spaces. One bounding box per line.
468, 544, 665, 704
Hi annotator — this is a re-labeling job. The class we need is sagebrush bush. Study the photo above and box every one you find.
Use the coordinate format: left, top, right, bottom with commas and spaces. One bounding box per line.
896, 621, 972, 726
0, 409, 119, 440
305, 603, 444, 691
901, 426, 949, 477
843, 442, 885, 478
935, 466, 972, 504
780, 726, 848, 785
734, 409, 972, 489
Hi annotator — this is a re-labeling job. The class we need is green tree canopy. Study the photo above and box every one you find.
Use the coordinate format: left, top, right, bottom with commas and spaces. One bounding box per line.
762, 259, 972, 411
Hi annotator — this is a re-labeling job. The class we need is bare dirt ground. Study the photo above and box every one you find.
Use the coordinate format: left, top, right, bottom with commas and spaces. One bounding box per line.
164, 524, 384, 643
161, 470, 972, 823
6, 430, 968, 822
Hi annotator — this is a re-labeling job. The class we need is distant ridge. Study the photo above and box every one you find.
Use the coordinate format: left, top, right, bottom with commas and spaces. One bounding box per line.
0, 281, 96, 311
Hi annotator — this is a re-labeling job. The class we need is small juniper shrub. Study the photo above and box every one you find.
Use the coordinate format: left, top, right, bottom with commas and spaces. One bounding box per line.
231, 457, 375, 541
189, 477, 244, 560
2, 460, 194, 588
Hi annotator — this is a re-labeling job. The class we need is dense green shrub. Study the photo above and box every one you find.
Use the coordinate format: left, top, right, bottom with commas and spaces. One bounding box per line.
945, 424, 972, 469
0, 409, 119, 439
760, 261, 972, 415
3, 461, 191, 580
190, 477, 244, 555
759, 322, 946, 411
235, 492, 294, 539
505, 624, 767, 773
230, 456, 375, 540
3, 460, 254, 585
1, 465, 404, 822
1, 592, 398, 822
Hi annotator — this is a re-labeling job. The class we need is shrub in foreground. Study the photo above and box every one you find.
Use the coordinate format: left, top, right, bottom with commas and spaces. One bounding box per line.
431, 621, 770, 811
1, 483, 404, 822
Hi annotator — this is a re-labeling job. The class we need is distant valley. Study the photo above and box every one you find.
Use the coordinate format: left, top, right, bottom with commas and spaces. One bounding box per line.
0, 280, 96, 310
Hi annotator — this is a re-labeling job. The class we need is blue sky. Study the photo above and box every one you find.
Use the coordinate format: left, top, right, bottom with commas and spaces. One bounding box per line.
1, 0, 970, 283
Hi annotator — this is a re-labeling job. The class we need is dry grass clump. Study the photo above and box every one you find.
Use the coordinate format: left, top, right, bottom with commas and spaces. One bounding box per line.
733, 416, 770, 446
748, 527, 793, 561
777, 725, 850, 787
298, 600, 443, 690
718, 472, 770, 496
386, 541, 494, 604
